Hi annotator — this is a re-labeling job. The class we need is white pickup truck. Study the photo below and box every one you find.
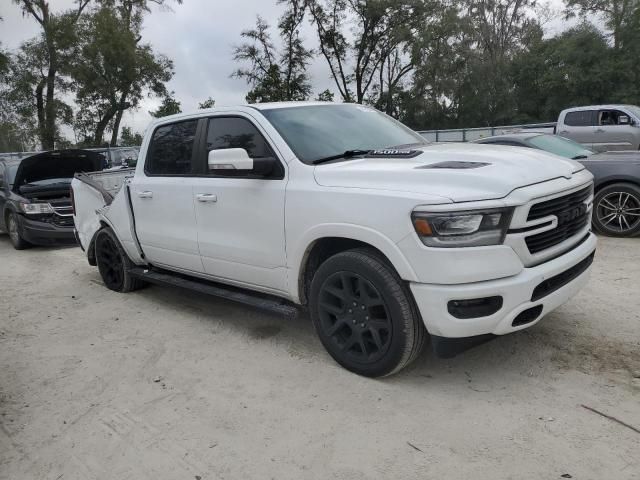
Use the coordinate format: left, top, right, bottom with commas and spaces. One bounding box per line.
72, 102, 597, 377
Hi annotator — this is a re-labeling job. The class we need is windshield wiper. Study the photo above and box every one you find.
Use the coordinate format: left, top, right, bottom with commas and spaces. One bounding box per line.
311, 149, 371, 165
572, 155, 590, 160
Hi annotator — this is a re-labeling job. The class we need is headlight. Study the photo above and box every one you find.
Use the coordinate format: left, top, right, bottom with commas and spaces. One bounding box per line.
19, 202, 53, 215
411, 208, 513, 247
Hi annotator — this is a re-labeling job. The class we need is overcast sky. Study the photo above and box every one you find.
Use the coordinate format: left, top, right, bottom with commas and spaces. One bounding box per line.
0, 0, 578, 139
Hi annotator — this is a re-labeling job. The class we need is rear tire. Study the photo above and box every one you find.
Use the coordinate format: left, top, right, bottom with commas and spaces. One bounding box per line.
309, 248, 426, 377
6, 212, 31, 250
95, 227, 146, 292
592, 183, 640, 237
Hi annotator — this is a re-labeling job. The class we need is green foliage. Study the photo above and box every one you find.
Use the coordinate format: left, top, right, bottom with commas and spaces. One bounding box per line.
120, 126, 143, 146
149, 92, 181, 118
198, 97, 216, 109
71, 3, 174, 145
315, 89, 335, 102
233, 9, 312, 103
10, 0, 92, 149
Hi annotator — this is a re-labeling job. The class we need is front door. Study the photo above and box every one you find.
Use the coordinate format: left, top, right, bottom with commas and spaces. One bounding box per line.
192, 115, 287, 292
130, 119, 204, 273
593, 109, 638, 151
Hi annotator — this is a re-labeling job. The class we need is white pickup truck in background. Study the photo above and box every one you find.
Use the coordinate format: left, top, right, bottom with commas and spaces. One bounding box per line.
71, 102, 597, 377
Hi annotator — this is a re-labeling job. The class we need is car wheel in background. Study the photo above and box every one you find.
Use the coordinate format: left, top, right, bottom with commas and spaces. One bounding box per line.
592, 183, 640, 237
6, 212, 31, 250
309, 248, 426, 377
95, 227, 146, 292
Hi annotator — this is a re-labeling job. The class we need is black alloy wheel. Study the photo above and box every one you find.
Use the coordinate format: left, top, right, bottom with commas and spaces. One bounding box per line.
95, 227, 146, 292
317, 271, 392, 364
593, 183, 640, 237
309, 249, 426, 377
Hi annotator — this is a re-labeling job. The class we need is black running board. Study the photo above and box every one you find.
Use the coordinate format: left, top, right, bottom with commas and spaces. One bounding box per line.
129, 267, 299, 318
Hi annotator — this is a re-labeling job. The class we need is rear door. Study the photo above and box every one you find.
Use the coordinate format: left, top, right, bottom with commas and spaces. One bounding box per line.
191, 115, 288, 292
129, 119, 205, 273
558, 110, 597, 147
593, 109, 638, 151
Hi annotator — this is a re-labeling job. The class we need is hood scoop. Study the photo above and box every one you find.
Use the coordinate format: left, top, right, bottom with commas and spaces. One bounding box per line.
416, 161, 491, 169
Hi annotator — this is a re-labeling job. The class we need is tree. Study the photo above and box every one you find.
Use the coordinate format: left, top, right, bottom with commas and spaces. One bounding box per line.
3, 39, 64, 149
198, 97, 216, 109
512, 23, 620, 122
70, 2, 174, 146
315, 89, 335, 101
120, 126, 143, 146
149, 92, 181, 117
232, 7, 312, 103
13, 0, 92, 149
305, 0, 418, 105
565, 0, 638, 49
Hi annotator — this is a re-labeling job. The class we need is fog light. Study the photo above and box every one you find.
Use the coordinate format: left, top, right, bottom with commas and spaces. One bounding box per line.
447, 296, 503, 319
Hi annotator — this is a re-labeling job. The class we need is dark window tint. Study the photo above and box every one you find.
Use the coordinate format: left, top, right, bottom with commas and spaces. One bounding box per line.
146, 120, 198, 175
564, 111, 595, 127
598, 110, 628, 126
206, 117, 273, 158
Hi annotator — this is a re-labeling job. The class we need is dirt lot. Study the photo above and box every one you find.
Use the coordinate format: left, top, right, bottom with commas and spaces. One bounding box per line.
0, 234, 639, 480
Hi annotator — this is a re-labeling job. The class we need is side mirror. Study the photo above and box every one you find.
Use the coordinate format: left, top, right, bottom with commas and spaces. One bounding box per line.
208, 148, 253, 171
619, 115, 630, 125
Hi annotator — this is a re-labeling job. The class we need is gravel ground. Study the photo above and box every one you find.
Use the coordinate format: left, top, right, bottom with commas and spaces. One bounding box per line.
1, 233, 639, 480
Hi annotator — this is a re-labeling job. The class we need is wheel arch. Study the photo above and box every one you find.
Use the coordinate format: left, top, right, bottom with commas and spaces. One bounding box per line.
292, 225, 418, 305
594, 177, 640, 193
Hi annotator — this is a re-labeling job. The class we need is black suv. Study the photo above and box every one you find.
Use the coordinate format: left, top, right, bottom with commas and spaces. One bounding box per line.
0, 150, 104, 249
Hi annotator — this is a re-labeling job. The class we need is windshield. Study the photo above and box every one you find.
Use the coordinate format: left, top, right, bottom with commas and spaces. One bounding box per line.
110, 149, 138, 165
527, 134, 594, 159
260, 104, 428, 164
626, 105, 640, 120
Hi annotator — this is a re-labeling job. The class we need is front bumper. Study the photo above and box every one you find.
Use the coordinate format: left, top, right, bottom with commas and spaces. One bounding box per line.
410, 232, 597, 338
17, 215, 78, 246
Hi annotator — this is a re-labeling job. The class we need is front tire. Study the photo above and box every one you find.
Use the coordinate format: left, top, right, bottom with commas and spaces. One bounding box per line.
309, 249, 426, 377
592, 183, 640, 237
95, 227, 146, 292
6, 212, 31, 250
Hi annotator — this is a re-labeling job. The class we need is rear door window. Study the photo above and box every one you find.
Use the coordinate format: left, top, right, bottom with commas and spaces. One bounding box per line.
564, 111, 595, 127
145, 120, 198, 175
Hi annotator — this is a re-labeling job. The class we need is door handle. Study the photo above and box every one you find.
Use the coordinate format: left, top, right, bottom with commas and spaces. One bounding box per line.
137, 191, 153, 198
196, 193, 218, 203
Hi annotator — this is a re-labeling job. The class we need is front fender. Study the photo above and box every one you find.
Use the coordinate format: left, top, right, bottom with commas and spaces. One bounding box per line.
287, 223, 419, 302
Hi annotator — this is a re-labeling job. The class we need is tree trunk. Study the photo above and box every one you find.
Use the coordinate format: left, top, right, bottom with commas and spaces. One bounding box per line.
43, 66, 57, 149
110, 109, 124, 146
35, 78, 46, 149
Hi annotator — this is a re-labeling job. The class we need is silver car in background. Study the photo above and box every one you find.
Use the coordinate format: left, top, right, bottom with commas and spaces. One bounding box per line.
556, 105, 640, 152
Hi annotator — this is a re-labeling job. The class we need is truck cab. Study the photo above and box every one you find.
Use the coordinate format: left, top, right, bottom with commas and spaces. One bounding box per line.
557, 105, 640, 152
72, 102, 597, 377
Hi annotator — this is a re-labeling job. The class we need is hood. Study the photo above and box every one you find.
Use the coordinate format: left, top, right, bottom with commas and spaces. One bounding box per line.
13, 149, 105, 192
313, 143, 585, 203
